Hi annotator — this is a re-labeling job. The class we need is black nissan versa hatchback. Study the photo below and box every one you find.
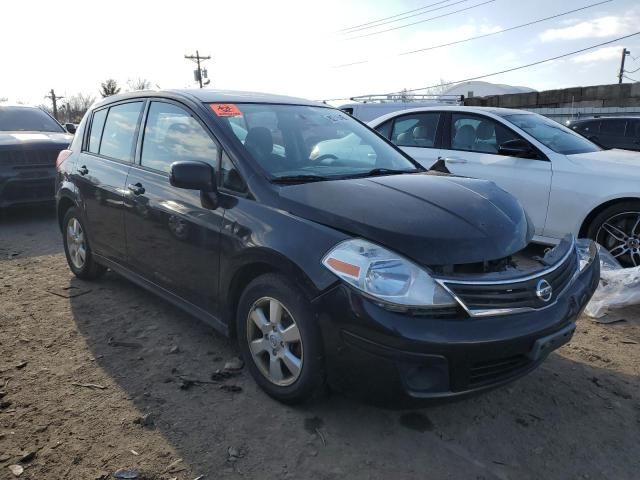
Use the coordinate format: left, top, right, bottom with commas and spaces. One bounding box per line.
56, 89, 600, 403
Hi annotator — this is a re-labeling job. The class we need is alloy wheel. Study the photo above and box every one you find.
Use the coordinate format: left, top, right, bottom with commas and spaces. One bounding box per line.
66, 217, 87, 269
246, 297, 303, 386
596, 211, 640, 267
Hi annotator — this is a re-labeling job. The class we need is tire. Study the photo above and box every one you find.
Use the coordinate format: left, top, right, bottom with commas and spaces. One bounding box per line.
586, 200, 640, 268
62, 207, 106, 280
236, 273, 325, 404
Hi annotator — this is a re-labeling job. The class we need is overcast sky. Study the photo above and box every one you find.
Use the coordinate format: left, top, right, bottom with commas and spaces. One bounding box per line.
1, 0, 638, 106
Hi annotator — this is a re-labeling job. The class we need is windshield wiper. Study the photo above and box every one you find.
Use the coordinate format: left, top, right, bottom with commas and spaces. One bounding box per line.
346, 167, 421, 178
271, 174, 330, 184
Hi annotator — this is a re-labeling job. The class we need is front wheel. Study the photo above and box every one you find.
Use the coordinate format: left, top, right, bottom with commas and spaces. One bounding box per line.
236, 273, 325, 404
62, 207, 106, 279
586, 201, 640, 267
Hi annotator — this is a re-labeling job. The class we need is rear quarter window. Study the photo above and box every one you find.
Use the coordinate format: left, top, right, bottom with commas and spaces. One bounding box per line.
88, 109, 107, 153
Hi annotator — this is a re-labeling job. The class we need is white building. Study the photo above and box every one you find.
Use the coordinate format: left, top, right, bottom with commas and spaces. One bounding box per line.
441, 81, 536, 99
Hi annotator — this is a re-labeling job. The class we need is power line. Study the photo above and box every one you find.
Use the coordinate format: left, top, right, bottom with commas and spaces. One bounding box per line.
401, 0, 613, 55
392, 32, 640, 94
624, 74, 638, 82
342, 0, 472, 34
338, 0, 453, 33
626, 65, 640, 73
335, 0, 612, 67
346, 0, 497, 40
323, 32, 640, 101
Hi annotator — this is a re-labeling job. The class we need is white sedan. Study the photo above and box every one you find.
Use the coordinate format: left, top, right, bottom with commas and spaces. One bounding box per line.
369, 106, 640, 267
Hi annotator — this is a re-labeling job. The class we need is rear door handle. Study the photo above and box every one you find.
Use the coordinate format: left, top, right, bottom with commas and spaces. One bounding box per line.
439, 156, 467, 164
77, 165, 89, 175
127, 183, 145, 195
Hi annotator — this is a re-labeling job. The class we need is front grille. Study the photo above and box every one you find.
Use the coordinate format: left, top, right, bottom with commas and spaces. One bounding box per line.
442, 245, 578, 313
468, 354, 531, 387
0, 149, 59, 167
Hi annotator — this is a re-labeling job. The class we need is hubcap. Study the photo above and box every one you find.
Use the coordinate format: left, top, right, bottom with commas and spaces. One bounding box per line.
596, 211, 640, 267
66, 217, 87, 269
246, 297, 303, 386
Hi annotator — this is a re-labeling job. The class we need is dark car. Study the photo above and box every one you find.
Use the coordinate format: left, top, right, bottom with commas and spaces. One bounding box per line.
0, 104, 73, 207
55, 90, 600, 403
567, 117, 640, 151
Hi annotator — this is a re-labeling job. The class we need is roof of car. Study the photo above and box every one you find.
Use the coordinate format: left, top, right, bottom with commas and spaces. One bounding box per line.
92, 89, 326, 109
568, 116, 640, 122
367, 105, 533, 125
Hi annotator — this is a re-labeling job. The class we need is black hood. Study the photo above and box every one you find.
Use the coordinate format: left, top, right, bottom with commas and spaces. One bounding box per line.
277, 173, 532, 266
0, 131, 72, 149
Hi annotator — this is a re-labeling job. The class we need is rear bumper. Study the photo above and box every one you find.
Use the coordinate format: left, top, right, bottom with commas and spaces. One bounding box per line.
314, 244, 600, 401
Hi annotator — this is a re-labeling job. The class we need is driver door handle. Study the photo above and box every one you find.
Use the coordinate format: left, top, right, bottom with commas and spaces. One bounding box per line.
439, 156, 467, 164
77, 165, 89, 175
127, 182, 145, 195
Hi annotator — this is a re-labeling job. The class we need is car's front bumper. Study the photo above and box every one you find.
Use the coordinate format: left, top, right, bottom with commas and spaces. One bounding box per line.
0, 166, 56, 208
314, 242, 600, 401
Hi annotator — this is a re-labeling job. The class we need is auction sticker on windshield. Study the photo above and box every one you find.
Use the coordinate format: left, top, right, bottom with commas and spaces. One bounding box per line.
210, 104, 243, 117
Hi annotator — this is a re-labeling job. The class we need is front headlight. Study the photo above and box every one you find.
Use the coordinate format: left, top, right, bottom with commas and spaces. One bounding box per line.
577, 238, 597, 272
322, 239, 456, 307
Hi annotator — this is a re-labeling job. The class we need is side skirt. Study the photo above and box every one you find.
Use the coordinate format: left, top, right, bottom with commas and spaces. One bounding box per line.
94, 254, 229, 337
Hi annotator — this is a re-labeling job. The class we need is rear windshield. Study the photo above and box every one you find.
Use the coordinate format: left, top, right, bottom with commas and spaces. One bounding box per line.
0, 106, 65, 132
209, 103, 420, 180
501, 113, 600, 155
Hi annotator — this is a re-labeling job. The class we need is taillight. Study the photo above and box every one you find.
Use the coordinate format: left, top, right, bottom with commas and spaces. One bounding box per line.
56, 149, 73, 169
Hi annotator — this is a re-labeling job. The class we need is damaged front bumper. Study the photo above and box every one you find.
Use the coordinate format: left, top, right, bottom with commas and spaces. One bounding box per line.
315, 236, 600, 400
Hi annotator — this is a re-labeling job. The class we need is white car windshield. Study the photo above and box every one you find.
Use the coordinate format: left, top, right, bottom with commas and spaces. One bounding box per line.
211, 103, 421, 181
502, 113, 601, 155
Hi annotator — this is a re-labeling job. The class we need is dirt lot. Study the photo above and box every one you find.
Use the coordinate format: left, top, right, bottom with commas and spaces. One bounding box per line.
1, 207, 639, 480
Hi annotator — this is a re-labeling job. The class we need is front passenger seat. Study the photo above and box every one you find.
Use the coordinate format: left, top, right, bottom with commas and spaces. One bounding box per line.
244, 127, 275, 168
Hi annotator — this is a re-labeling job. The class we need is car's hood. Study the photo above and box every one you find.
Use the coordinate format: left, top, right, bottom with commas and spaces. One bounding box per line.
0, 131, 72, 148
566, 148, 640, 171
277, 173, 532, 266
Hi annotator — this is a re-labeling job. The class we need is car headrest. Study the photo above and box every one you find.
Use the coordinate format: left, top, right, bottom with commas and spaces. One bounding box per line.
453, 124, 476, 148
413, 125, 429, 139
476, 121, 495, 140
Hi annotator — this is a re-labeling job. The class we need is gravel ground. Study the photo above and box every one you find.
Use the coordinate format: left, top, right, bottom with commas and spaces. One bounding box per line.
1, 206, 639, 480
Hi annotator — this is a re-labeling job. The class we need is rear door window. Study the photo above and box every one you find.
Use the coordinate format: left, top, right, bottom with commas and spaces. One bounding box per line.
391, 113, 440, 147
99, 102, 144, 161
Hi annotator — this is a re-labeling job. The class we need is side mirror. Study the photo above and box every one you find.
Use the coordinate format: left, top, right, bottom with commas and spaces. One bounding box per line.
498, 139, 538, 159
170, 161, 216, 192
65, 123, 76, 134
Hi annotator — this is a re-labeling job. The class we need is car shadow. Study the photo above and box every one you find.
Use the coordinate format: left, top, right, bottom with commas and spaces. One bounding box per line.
67, 271, 640, 480
0, 204, 60, 260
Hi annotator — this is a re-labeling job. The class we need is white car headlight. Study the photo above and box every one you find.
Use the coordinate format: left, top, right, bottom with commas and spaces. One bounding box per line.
322, 239, 456, 308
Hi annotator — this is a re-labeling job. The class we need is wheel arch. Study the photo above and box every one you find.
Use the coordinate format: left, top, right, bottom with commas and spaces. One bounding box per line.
222, 248, 336, 338
579, 197, 640, 237
56, 193, 77, 232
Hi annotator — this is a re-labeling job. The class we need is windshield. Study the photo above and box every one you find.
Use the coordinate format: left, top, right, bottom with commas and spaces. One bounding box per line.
0, 106, 65, 132
501, 113, 600, 155
210, 103, 420, 180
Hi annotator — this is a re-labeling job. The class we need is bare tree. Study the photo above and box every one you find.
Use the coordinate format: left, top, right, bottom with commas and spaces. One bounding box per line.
0, 97, 8, 103
127, 77, 152, 91
423, 78, 452, 96
63, 93, 96, 123
100, 79, 121, 98
37, 104, 53, 114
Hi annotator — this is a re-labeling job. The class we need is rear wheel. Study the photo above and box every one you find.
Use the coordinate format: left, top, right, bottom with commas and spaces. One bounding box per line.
62, 207, 106, 279
236, 274, 325, 404
587, 201, 640, 267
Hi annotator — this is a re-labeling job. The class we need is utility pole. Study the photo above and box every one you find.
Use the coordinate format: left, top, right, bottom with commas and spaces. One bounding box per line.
184, 50, 211, 88
45, 89, 64, 120
618, 48, 631, 84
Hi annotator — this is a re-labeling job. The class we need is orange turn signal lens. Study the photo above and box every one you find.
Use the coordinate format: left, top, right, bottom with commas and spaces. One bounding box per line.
326, 258, 360, 278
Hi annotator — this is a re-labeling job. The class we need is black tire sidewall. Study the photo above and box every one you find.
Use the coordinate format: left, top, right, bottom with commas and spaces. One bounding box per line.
586, 201, 640, 266
236, 273, 324, 404
62, 207, 103, 279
